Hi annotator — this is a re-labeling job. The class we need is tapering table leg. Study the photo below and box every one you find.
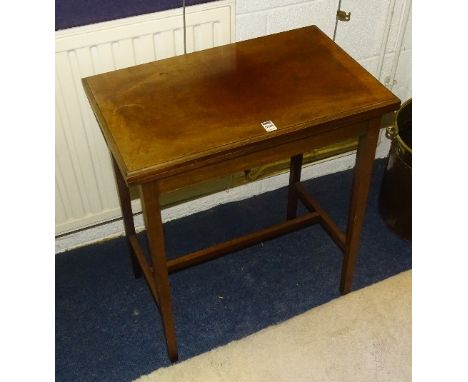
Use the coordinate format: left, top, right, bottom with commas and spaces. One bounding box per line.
286, 154, 304, 220
112, 157, 142, 278
340, 120, 380, 295
140, 181, 178, 362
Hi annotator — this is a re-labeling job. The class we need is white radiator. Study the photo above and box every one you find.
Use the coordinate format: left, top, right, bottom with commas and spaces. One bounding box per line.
55, 1, 235, 235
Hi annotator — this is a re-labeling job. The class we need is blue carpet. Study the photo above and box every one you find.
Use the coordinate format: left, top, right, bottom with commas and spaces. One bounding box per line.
55, 159, 411, 381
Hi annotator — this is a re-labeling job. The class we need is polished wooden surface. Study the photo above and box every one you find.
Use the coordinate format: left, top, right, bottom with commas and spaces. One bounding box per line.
167, 211, 320, 273
112, 157, 142, 279
341, 122, 381, 294
83, 26, 399, 185
139, 182, 178, 362
286, 154, 303, 220
83, 26, 400, 362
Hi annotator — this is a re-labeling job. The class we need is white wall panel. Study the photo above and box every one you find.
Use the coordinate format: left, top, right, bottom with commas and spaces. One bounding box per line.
334, 0, 392, 61
266, 0, 336, 36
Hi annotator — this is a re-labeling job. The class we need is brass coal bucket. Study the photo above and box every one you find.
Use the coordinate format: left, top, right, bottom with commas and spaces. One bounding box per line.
379, 98, 412, 241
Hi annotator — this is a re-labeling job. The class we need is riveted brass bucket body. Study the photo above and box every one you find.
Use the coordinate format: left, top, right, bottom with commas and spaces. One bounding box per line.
379, 98, 412, 241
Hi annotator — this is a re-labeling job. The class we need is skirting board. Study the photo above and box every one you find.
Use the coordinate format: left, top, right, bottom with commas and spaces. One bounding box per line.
55, 134, 391, 254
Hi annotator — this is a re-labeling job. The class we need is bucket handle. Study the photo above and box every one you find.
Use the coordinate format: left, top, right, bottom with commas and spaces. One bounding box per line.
387, 98, 411, 141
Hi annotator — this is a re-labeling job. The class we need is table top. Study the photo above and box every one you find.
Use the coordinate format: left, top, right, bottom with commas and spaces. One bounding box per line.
83, 26, 400, 184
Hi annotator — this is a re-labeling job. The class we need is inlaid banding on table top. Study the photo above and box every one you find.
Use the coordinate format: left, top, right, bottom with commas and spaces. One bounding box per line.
83, 26, 400, 182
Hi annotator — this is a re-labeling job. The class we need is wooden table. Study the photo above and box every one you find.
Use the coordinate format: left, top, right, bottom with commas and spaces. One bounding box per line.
83, 26, 400, 362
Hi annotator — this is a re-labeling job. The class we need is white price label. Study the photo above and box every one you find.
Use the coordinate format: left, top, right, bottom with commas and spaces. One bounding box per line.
261, 120, 277, 132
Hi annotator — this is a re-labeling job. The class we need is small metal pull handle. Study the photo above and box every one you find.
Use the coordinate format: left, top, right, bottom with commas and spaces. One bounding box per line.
385, 124, 399, 140
336, 10, 351, 22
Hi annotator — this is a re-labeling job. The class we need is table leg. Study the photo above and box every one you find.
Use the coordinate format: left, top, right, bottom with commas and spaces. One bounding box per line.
140, 181, 179, 362
340, 121, 380, 295
112, 157, 142, 278
286, 154, 304, 220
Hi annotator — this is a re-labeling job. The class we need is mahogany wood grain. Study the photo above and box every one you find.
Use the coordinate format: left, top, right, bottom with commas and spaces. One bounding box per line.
286, 154, 304, 220
340, 120, 381, 294
112, 157, 142, 278
83, 26, 399, 186
139, 182, 178, 362
156, 121, 367, 193
294, 182, 346, 252
128, 235, 158, 305
167, 211, 320, 273
82, 26, 400, 362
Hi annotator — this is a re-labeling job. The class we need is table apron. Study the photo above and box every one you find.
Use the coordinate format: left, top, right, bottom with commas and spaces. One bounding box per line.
156, 121, 369, 193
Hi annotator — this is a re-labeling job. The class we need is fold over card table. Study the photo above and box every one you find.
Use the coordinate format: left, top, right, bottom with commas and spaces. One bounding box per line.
83, 26, 400, 362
